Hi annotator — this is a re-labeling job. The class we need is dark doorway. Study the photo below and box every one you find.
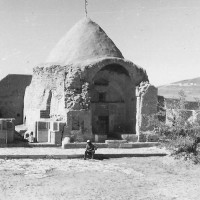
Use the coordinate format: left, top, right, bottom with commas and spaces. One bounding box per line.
98, 116, 109, 134
91, 63, 135, 136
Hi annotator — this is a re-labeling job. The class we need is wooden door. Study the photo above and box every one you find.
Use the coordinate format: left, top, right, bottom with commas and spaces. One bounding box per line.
98, 116, 109, 134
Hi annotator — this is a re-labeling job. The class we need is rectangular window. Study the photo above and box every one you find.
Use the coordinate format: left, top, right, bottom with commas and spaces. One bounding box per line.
38, 122, 49, 130
72, 116, 79, 130
99, 92, 106, 102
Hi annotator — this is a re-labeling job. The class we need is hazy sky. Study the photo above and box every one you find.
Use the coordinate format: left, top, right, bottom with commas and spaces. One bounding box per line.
0, 0, 200, 86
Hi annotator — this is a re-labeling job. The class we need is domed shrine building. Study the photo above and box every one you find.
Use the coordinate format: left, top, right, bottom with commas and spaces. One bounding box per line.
22, 18, 157, 142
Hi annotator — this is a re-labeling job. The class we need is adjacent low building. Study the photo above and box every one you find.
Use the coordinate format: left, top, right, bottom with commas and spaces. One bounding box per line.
0, 118, 15, 144
0, 74, 32, 125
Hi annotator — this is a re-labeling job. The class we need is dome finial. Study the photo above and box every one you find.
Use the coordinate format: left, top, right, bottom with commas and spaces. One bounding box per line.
85, 0, 88, 17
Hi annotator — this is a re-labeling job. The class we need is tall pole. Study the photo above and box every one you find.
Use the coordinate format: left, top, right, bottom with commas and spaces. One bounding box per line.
85, 0, 88, 17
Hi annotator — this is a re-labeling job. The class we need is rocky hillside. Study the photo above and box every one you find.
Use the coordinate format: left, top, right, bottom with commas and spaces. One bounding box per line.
158, 77, 200, 101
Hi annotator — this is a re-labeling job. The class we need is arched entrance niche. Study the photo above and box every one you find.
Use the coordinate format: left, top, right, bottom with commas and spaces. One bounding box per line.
91, 64, 136, 138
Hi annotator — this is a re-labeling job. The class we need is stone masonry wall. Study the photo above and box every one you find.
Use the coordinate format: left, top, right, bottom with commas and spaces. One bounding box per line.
64, 110, 93, 142
24, 58, 149, 139
136, 82, 158, 133
158, 96, 200, 126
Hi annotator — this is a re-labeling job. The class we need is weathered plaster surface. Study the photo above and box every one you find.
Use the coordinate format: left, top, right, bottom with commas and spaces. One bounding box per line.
24, 56, 148, 140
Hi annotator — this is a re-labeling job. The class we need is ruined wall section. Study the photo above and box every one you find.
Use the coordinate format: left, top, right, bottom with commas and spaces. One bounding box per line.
64, 66, 90, 110
63, 58, 148, 110
23, 63, 93, 139
0, 74, 32, 125
61, 58, 149, 112
24, 65, 66, 130
63, 66, 92, 141
161, 97, 200, 126
136, 82, 158, 133
61, 58, 149, 140
24, 58, 149, 140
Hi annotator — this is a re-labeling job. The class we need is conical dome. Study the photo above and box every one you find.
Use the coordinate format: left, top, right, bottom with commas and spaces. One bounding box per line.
46, 18, 124, 65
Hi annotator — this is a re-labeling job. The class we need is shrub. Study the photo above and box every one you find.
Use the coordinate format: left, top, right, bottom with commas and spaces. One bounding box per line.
171, 136, 196, 154
146, 90, 200, 164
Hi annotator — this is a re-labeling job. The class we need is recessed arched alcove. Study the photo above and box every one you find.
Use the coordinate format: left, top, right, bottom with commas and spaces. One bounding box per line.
91, 64, 136, 138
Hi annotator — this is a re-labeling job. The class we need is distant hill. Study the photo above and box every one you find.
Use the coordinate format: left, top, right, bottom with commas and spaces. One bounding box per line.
158, 77, 200, 101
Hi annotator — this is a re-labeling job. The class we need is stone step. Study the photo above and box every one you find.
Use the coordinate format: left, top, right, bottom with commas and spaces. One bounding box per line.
62, 142, 159, 149
119, 142, 159, 148
105, 140, 130, 148
62, 143, 108, 149
0, 141, 160, 148
105, 140, 127, 143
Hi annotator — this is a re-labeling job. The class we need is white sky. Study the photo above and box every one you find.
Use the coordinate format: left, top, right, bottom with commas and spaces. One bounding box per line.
0, 0, 200, 86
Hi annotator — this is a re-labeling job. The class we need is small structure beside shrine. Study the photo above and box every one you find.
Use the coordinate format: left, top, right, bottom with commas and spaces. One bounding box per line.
0, 118, 15, 144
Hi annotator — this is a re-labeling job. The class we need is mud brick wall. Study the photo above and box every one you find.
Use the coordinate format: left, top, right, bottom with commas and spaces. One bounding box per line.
24, 65, 66, 130
0, 75, 32, 125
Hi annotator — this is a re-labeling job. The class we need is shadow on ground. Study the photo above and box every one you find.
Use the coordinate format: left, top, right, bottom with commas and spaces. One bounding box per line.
0, 153, 167, 160
92, 153, 167, 160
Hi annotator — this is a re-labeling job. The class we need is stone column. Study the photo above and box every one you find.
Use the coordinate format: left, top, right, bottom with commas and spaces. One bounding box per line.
136, 95, 141, 136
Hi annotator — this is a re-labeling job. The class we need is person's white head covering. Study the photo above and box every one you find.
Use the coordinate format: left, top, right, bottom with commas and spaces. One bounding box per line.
87, 140, 91, 143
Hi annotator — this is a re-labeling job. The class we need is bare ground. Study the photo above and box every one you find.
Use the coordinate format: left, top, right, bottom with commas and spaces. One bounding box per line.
0, 154, 200, 200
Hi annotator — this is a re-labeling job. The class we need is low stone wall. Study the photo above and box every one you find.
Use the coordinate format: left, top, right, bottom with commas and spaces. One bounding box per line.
0, 119, 15, 144
165, 109, 198, 125
138, 132, 159, 142
105, 140, 127, 148
95, 134, 107, 142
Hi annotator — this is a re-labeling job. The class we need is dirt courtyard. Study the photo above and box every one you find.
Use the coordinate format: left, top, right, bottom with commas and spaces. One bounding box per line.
0, 155, 200, 200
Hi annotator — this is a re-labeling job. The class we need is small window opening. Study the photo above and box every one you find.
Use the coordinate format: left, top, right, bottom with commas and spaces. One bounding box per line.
99, 92, 106, 102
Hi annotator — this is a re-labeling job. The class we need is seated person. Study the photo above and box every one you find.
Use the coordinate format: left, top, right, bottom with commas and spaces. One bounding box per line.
84, 140, 97, 160
28, 132, 34, 143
